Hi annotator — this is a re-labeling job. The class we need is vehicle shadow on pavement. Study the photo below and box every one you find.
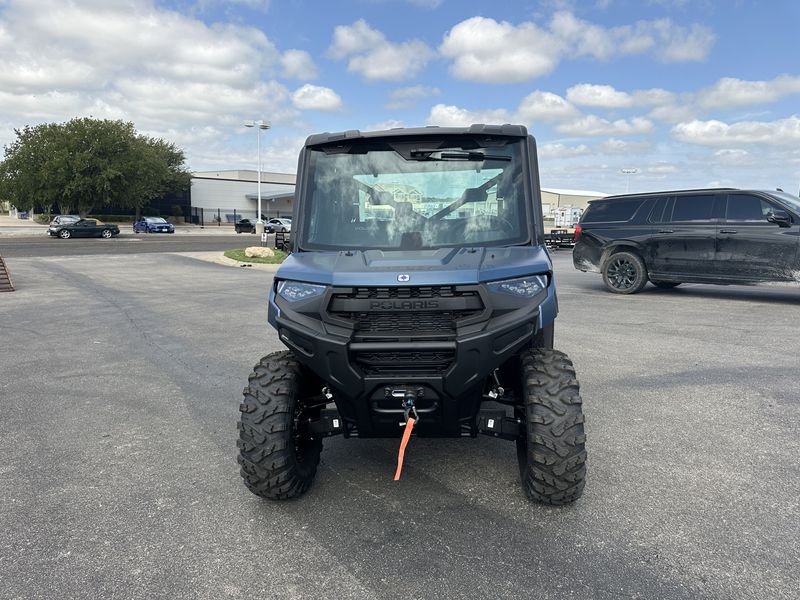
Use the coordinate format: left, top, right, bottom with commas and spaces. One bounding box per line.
572, 279, 800, 305
243, 437, 699, 600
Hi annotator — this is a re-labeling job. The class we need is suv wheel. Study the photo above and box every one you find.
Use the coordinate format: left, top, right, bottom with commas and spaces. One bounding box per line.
602, 251, 648, 294
651, 280, 681, 289
237, 351, 322, 500
516, 348, 586, 505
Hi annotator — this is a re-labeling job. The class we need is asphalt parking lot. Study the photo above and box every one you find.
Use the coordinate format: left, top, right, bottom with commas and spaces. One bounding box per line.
1, 250, 798, 599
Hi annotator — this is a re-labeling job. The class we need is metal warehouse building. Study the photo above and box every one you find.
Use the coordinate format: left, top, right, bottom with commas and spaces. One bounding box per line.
190, 170, 295, 223
540, 187, 608, 217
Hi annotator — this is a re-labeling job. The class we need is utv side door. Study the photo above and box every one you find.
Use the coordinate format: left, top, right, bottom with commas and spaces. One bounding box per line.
715, 193, 800, 282
645, 193, 720, 277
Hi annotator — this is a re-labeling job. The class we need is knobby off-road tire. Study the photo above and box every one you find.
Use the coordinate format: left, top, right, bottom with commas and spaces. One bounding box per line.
602, 250, 648, 294
237, 351, 322, 500
516, 349, 587, 505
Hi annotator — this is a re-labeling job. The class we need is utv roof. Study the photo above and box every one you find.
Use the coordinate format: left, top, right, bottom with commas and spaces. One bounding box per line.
305, 124, 528, 147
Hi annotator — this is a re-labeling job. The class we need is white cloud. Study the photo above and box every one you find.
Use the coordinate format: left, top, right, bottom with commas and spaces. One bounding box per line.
566, 84, 633, 108
291, 84, 343, 112
280, 50, 318, 80
697, 75, 800, 109
0, 0, 305, 170
426, 104, 512, 127
598, 138, 652, 154
557, 115, 653, 136
538, 143, 590, 158
517, 91, 579, 122
386, 85, 440, 109
426, 91, 577, 127
440, 12, 715, 84
712, 148, 752, 164
440, 17, 562, 83
426, 92, 652, 138
566, 83, 676, 109
646, 163, 678, 174
406, 0, 442, 7
328, 20, 434, 81
366, 119, 406, 131
672, 116, 800, 146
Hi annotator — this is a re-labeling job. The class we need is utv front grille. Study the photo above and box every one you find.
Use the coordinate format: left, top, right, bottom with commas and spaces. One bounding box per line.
327, 285, 484, 336
354, 350, 455, 376
327, 285, 483, 376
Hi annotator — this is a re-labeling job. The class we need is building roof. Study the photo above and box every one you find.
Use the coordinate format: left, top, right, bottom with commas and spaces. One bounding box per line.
245, 190, 295, 201
541, 187, 608, 198
192, 170, 295, 185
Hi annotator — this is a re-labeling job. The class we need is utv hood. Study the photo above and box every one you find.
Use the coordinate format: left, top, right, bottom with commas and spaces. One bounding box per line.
275, 246, 552, 286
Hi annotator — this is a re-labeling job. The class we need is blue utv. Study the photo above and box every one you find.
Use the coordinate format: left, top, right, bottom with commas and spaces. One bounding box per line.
237, 125, 587, 504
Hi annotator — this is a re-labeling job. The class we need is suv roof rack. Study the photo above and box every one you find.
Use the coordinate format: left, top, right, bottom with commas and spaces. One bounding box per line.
305, 124, 529, 147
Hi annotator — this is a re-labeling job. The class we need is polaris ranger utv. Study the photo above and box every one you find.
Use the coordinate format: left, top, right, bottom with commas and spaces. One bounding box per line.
237, 125, 587, 504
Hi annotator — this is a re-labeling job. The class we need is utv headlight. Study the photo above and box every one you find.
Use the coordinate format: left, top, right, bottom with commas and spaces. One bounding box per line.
487, 275, 548, 298
277, 280, 327, 302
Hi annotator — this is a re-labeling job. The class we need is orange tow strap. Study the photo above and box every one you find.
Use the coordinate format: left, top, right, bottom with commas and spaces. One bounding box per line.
393, 417, 416, 481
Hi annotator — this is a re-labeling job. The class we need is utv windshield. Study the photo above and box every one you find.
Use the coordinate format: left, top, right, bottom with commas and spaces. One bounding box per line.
300, 137, 530, 250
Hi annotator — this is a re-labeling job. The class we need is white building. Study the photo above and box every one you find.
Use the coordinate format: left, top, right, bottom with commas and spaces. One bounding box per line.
540, 187, 607, 219
190, 170, 295, 222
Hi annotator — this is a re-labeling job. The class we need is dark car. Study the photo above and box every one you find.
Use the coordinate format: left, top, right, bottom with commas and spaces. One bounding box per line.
49, 215, 81, 227
235, 218, 256, 234
264, 217, 291, 233
49, 219, 120, 239
133, 216, 174, 233
573, 188, 800, 293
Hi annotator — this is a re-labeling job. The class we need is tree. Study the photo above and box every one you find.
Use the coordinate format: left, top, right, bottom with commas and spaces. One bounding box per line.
0, 118, 191, 216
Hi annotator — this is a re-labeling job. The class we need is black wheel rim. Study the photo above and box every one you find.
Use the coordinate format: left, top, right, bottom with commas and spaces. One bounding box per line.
607, 258, 638, 289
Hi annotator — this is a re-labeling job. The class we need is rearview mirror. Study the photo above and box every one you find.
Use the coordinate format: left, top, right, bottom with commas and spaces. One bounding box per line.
767, 210, 791, 227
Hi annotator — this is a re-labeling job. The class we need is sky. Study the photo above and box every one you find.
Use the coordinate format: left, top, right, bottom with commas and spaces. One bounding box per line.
1, 0, 799, 195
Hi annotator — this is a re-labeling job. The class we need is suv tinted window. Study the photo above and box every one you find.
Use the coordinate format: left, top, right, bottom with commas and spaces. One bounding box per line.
582, 199, 643, 223
726, 194, 773, 221
670, 194, 715, 222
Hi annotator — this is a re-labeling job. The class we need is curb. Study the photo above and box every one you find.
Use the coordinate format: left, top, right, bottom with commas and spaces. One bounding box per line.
174, 251, 282, 271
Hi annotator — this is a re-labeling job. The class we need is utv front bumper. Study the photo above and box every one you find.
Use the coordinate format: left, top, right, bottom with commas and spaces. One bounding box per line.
270, 281, 556, 437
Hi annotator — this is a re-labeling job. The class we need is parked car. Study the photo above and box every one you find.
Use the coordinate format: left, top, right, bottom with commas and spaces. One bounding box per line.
235, 218, 256, 234
264, 218, 291, 233
49, 215, 81, 227
133, 216, 174, 233
573, 188, 800, 293
49, 219, 120, 239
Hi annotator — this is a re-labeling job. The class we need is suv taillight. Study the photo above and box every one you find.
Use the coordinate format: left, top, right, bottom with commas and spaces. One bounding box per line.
574, 223, 582, 241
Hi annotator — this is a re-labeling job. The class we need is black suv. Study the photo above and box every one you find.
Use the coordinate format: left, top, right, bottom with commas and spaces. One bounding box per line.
573, 188, 800, 293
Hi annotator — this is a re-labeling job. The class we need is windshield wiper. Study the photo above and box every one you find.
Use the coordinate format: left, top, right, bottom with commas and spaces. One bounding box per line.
408, 149, 510, 162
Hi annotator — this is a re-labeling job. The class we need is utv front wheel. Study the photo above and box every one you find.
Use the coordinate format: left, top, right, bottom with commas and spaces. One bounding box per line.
237, 351, 322, 500
516, 349, 587, 505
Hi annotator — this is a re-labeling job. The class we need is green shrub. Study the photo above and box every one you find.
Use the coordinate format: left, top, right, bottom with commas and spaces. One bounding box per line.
224, 248, 288, 264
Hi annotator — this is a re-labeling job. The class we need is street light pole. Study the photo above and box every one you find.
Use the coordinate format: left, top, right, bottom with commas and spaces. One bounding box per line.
244, 120, 271, 227
620, 168, 638, 193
